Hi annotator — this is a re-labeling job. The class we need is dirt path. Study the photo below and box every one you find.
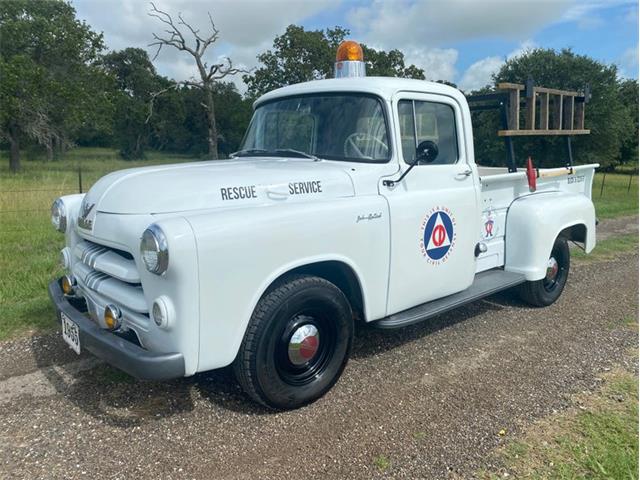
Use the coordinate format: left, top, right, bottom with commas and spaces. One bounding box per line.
0, 234, 637, 479
595, 214, 638, 241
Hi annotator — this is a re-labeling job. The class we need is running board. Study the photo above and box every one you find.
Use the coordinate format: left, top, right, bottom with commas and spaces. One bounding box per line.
373, 269, 526, 329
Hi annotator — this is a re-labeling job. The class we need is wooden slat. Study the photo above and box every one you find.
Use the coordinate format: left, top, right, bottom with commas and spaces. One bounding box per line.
539, 92, 549, 130
563, 96, 575, 130
525, 93, 536, 130
496, 82, 579, 97
525, 96, 536, 130
532, 86, 579, 96
574, 101, 585, 130
508, 89, 520, 130
498, 129, 590, 137
497, 82, 524, 90
551, 94, 563, 130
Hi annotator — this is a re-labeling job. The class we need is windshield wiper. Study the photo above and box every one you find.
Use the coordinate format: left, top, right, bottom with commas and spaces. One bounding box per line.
230, 149, 268, 158
273, 149, 319, 160
230, 148, 319, 161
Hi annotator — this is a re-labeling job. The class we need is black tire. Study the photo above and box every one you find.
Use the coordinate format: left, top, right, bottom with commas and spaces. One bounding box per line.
233, 275, 353, 410
518, 236, 570, 307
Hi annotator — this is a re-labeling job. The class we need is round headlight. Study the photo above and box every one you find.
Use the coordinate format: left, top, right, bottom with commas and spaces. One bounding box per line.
140, 224, 169, 275
51, 198, 67, 233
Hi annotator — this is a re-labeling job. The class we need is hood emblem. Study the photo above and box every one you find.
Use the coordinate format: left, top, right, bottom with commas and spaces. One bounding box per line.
78, 200, 95, 230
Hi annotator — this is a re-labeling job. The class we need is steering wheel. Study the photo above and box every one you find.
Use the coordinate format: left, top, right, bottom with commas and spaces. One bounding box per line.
343, 133, 389, 159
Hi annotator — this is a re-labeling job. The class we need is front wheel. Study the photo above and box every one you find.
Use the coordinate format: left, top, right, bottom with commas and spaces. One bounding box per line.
518, 236, 570, 307
233, 275, 353, 409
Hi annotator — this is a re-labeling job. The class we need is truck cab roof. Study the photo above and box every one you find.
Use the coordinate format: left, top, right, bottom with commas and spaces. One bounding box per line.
255, 77, 467, 107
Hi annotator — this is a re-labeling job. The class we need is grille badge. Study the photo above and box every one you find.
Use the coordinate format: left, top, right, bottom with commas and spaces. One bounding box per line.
78, 200, 95, 230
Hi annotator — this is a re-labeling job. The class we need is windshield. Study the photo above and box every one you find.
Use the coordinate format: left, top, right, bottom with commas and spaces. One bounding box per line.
239, 94, 390, 163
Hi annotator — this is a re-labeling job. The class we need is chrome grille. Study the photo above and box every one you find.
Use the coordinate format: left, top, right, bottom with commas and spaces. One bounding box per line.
73, 240, 148, 314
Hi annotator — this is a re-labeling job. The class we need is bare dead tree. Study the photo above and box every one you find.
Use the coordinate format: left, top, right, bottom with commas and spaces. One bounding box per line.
148, 2, 243, 159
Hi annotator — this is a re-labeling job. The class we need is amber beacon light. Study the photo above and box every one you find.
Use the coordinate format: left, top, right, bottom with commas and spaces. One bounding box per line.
334, 40, 366, 78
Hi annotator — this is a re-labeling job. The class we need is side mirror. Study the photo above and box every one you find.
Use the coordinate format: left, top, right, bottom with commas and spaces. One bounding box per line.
415, 140, 439, 164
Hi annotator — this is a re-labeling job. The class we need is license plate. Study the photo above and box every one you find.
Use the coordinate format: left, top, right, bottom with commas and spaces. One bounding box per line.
61, 312, 81, 355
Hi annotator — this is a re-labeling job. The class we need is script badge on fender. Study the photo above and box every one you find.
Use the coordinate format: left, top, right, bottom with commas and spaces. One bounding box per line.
419, 207, 456, 265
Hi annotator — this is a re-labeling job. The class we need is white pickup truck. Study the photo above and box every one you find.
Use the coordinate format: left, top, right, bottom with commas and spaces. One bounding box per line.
49, 42, 597, 409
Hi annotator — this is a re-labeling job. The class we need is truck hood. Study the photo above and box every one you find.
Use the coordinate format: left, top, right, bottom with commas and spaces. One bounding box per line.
83, 157, 355, 215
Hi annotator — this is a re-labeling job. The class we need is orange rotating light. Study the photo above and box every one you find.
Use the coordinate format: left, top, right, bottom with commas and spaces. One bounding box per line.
336, 40, 364, 62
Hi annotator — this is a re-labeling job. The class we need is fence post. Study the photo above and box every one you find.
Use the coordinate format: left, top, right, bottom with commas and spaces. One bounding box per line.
627, 171, 634, 193
78, 165, 83, 194
599, 172, 606, 198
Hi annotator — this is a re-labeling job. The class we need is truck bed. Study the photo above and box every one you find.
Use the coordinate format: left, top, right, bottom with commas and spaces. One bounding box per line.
476, 164, 598, 273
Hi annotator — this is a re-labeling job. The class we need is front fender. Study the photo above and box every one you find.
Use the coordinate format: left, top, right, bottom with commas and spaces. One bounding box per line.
504, 192, 596, 281
184, 196, 390, 372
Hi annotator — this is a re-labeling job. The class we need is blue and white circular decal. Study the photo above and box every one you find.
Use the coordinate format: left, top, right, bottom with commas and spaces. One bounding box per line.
419, 207, 456, 264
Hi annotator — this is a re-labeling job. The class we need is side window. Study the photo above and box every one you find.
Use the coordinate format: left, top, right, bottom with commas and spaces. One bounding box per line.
397, 99, 459, 165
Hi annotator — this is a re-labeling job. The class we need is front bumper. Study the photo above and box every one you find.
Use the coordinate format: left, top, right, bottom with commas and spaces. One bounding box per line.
48, 278, 185, 380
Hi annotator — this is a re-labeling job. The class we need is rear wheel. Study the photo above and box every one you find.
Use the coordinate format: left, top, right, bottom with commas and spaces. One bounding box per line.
518, 236, 570, 307
233, 275, 353, 409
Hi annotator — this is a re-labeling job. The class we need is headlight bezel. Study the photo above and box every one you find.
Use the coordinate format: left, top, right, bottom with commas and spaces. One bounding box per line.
140, 224, 169, 275
51, 198, 67, 233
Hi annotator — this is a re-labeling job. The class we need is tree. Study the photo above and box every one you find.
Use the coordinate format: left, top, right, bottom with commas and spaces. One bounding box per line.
0, 0, 107, 171
473, 48, 629, 169
617, 79, 639, 165
362, 46, 425, 79
148, 2, 241, 160
243, 25, 425, 98
102, 48, 166, 158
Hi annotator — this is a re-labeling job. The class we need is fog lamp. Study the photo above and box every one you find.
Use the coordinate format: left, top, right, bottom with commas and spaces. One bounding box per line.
104, 304, 122, 330
152, 296, 174, 329
61, 275, 76, 295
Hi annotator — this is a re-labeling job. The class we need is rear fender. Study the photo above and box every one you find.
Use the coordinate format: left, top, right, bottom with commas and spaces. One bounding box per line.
504, 192, 596, 281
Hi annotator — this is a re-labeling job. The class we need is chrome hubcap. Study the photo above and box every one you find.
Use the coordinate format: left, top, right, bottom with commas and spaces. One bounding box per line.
287, 324, 320, 366
546, 257, 559, 282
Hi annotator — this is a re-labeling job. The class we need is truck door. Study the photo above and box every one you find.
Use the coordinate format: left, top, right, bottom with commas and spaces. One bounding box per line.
382, 92, 480, 315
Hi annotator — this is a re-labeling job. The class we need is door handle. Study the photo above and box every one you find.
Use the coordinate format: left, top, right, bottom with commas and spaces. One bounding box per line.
456, 169, 473, 178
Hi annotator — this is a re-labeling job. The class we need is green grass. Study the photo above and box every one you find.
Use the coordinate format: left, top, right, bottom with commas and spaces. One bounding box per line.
483, 370, 639, 479
573, 233, 639, 263
373, 455, 391, 472
0, 147, 197, 340
592, 172, 638, 219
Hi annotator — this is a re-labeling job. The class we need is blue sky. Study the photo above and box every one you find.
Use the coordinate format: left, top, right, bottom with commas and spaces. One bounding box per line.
74, 0, 638, 92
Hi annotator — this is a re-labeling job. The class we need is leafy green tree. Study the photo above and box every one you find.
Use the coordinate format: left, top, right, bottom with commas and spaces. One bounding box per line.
363, 46, 425, 79
473, 48, 628, 169
243, 25, 424, 98
102, 48, 166, 159
163, 84, 252, 157
617, 79, 639, 165
0, 0, 108, 171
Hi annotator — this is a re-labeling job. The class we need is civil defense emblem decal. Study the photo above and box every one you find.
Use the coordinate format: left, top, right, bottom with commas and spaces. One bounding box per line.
419, 206, 456, 265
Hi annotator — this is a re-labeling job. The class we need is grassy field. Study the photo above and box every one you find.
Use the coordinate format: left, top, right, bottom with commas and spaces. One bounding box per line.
0, 148, 196, 340
0, 147, 637, 340
483, 368, 638, 479
592, 172, 639, 219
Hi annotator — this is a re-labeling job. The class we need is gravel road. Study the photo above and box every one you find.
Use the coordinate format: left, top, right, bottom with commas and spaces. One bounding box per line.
1, 217, 637, 479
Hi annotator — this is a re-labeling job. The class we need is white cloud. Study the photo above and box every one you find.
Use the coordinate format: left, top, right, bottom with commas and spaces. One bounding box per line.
349, 0, 572, 46
404, 47, 459, 82
458, 41, 537, 92
458, 56, 504, 92
618, 45, 639, 78
72, 0, 339, 90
